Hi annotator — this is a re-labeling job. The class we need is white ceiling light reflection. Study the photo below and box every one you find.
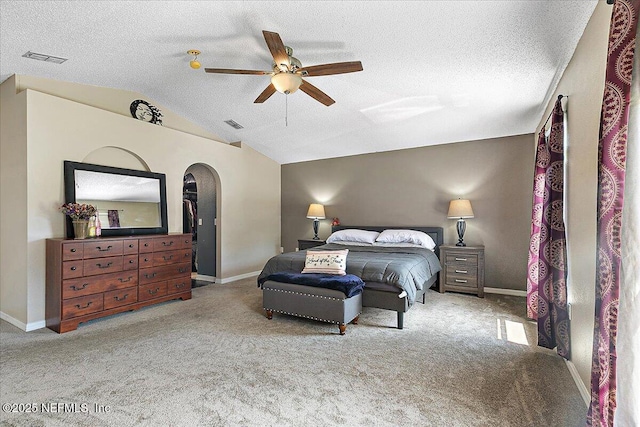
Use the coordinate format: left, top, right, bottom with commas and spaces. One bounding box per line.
360, 96, 444, 124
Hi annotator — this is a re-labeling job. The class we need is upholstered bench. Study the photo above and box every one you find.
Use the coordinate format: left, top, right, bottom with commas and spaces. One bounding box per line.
261, 280, 362, 335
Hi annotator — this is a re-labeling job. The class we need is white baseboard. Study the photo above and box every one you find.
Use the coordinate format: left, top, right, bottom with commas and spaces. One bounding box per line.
484, 287, 527, 297
195, 274, 217, 283
0, 311, 46, 332
218, 270, 261, 284
564, 359, 590, 406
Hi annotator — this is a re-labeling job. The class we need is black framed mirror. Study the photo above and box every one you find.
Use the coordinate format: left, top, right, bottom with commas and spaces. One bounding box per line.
64, 161, 168, 237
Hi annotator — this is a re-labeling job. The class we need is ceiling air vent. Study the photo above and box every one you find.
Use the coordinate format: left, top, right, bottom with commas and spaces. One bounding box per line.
22, 51, 68, 64
224, 119, 244, 130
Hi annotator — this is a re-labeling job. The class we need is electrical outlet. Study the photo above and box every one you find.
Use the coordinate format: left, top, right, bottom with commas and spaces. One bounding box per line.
198, 218, 202, 226
295, 247, 299, 252
280, 247, 284, 253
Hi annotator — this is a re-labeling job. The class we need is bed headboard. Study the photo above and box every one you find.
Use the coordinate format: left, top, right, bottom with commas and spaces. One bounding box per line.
330, 225, 444, 258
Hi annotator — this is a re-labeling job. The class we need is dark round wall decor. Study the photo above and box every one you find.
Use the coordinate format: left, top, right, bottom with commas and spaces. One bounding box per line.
129, 99, 163, 125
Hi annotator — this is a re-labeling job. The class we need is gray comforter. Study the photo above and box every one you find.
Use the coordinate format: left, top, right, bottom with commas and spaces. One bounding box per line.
257, 244, 441, 305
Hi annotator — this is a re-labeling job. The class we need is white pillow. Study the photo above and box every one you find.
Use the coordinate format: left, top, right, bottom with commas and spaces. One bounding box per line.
301, 249, 349, 275
326, 229, 380, 244
375, 229, 436, 250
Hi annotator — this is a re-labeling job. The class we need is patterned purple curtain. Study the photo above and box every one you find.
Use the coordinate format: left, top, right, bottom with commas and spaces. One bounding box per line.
526, 128, 548, 320
588, 0, 639, 425
526, 98, 570, 359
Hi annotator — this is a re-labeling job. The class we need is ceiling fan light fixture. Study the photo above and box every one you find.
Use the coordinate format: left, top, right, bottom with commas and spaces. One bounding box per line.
271, 72, 302, 94
187, 49, 201, 69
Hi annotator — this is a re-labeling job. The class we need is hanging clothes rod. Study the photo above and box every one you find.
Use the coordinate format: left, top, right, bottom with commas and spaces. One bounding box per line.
542, 94, 567, 128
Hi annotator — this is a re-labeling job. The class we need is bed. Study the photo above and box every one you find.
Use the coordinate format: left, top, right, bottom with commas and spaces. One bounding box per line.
258, 226, 443, 329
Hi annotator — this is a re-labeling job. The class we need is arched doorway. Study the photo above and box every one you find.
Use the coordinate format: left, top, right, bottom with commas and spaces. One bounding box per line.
183, 164, 219, 285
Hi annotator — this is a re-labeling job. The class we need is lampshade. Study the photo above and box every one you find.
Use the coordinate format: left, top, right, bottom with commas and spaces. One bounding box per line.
271, 72, 302, 94
447, 199, 474, 219
306, 203, 326, 219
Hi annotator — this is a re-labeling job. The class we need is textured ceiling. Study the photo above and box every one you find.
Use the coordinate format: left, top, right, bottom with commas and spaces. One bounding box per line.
0, 1, 598, 164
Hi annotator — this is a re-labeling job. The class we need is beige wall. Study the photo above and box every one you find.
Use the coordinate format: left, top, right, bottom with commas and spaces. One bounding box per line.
1, 76, 281, 330
282, 134, 535, 291
535, 0, 612, 397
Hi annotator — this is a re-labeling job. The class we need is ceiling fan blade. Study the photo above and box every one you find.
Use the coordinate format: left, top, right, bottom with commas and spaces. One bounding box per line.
298, 61, 363, 77
205, 68, 269, 75
262, 30, 290, 70
254, 84, 277, 103
299, 79, 335, 106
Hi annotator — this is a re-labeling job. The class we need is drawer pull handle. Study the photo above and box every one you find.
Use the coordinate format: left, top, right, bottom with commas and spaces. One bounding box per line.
97, 262, 113, 269
129, 244, 134, 248
70, 266, 77, 271
148, 288, 160, 295
70, 283, 88, 291
163, 255, 173, 261
184, 253, 190, 257
162, 241, 174, 246
75, 301, 93, 309
119, 276, 133, 283
96, 245, 113, 252
144, 258, 150, 262
144, 243, 150, 247
114, 294, 129, 301
144, 273, 157, 279
455, 270, 468, 274
175, 283, 186, 289
70, 248, 77, 253
129, 259, 135, 264
455, 258, 468, 261
178, 267, 188, 273
455, 279, 468, 283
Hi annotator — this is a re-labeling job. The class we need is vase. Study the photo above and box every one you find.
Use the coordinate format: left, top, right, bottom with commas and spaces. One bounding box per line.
72, 220, 90, 240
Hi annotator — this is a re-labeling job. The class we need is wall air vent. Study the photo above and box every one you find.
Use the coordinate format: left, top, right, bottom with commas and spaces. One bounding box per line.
22, 51, 68, 64
224, 119, 244, 130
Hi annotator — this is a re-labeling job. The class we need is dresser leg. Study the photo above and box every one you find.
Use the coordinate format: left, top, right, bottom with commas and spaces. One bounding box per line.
351, 315, 359, 325
339, 324, 346, 335
265, 309, 273, 320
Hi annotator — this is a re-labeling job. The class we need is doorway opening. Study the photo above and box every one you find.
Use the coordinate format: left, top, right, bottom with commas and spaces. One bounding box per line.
183, 164, 219, 286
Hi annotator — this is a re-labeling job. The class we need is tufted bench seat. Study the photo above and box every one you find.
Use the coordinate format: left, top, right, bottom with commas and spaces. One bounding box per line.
261, 280, 362, 335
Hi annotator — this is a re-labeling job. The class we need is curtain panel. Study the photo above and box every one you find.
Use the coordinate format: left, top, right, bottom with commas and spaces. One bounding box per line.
526, 98, 570, 359
588, 0, 639, 426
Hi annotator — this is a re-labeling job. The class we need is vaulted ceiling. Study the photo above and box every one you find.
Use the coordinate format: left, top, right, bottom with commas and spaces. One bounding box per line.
0, 1, 598, 164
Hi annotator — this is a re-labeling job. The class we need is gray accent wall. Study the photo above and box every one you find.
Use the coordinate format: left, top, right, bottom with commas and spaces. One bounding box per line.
282, 133, 534, 291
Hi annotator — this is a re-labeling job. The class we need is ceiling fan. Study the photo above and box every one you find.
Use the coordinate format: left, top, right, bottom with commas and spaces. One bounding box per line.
204, 30, 363, 106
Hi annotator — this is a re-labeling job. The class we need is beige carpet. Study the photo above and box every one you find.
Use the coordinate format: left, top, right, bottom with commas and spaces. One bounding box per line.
1, 279, 586, 426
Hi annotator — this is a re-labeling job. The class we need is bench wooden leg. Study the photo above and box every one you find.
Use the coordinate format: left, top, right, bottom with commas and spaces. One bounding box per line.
339, 324, 346, 335
265, 309, 273, 320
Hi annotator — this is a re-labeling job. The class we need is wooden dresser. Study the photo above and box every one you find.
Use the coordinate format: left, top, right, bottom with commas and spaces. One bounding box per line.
46, 234, 192, 333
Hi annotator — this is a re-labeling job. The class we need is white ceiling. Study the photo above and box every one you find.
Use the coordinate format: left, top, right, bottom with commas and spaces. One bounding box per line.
0, 1, 598, 164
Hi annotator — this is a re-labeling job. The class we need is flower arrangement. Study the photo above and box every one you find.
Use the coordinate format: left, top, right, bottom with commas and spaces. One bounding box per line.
60, 203, 97, 220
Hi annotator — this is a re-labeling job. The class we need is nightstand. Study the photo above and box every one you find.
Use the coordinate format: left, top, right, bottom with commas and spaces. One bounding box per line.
298, 239, 326, 250
439, 245, 485, 297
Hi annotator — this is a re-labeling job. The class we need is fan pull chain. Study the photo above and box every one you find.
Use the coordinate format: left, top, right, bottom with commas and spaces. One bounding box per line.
285, 95, 288, 127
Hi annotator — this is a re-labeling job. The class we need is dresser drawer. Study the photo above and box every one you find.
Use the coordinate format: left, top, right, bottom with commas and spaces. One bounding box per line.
152, 249, 192, 266
139, 281, 168, 301
62, 242, 84, 261
139, 263, 191, 285
445, 275, 478, 288
153, 236, 183, 252
139, 238, 155, 253
62, 260, 84, 279
446, 265, 478, 278
62, 294, 104, 319
445, 252, 478, 266
62, 270, 138, 299
123, 254, 139, 270
123, 240, 139, 254
83, 240, 124, 259
167, 277, 190, 295
103, 287, 138, 310
180, 236, 192, 249
83, 256, 124, 277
